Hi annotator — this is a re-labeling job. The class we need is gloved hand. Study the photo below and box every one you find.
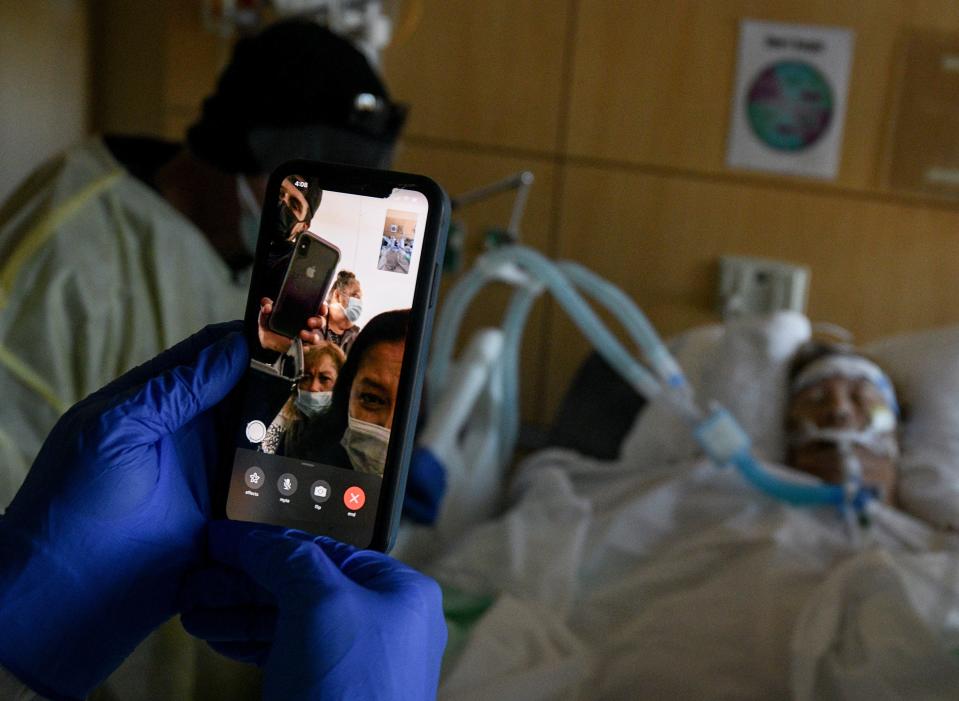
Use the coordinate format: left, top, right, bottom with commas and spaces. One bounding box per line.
0, 322, 248, 701
402, 446, 447, 525
180, 520, 447, 700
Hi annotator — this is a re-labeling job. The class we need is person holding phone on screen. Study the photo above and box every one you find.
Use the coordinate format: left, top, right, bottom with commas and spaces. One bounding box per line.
255, 177, 331, 356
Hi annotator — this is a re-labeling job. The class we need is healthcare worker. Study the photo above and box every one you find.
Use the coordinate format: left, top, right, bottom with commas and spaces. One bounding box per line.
0, 19, 406, 510
0, 323, 446, 700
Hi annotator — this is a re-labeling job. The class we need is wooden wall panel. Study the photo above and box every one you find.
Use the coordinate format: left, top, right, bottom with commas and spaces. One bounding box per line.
382, 0, 573, 152
392, 141, 559, 423
565, 0, 959, 190
162, 0, 227, 140
90, 0, 224, 141
89, 0, 167, 136
543, 162, 959, 417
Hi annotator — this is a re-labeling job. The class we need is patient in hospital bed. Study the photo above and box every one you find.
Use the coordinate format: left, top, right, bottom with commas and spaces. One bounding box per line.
420, 312, 959, 701
785, 340, 900, 505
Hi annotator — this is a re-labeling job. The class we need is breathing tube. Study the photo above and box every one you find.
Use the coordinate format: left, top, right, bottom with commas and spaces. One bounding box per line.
430, 244, 878, 518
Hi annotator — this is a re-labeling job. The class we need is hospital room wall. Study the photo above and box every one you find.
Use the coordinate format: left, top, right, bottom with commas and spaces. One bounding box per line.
88, 0, 228, 140
382, 0, 959, 424
0, 2, 89, 205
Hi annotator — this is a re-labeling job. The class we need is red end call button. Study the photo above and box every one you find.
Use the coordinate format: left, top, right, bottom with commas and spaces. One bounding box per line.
344, 486, 366, 511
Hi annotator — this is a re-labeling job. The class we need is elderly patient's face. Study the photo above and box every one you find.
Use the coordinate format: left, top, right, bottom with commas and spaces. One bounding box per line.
786, 374, 898, 503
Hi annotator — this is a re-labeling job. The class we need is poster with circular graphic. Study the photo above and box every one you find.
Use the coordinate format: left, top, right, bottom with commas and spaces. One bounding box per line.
726, 20, 854, 179
746, 61, 834, 152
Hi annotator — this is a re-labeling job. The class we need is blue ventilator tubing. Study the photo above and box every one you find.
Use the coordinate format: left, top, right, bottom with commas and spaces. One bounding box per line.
557, 261, 686, 389
429, 246, 663, 406
424, 243, 876, 520
692, 401, 868, 510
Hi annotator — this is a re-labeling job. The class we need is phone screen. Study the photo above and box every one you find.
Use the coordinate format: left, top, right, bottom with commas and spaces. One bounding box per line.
225, 171, 433, 548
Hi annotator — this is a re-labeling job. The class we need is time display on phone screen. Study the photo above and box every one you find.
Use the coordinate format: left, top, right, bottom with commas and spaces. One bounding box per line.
226, 172, 430, 547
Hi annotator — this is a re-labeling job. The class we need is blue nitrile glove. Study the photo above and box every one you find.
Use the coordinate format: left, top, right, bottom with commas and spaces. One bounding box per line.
0, 322, 248, 701
180, 520, 447, 700
402, 446, 447, 524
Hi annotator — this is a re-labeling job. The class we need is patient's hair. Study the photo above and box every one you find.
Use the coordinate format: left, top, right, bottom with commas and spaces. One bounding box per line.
788, 340, 859, 386
329, 270, 359, 299
304, 341, 346, 374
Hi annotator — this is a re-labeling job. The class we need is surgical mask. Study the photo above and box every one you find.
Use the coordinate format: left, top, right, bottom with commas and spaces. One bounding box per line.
341, 414, 390, 476
294, 389, 332, 418
344, 296, 363, 323
236, 175, 261, 257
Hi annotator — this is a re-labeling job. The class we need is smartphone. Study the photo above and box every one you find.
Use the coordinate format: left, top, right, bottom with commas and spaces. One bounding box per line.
268, 232, 340, 338
218, 161, 449, 551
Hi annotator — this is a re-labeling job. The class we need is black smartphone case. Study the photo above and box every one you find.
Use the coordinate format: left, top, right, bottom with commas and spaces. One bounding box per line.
268, 233, 340, 339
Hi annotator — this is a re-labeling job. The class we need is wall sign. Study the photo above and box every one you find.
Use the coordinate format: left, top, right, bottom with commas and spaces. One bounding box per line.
726, 19, 854, 180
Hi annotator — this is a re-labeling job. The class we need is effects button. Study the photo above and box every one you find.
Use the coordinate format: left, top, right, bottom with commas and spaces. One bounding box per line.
244, 466, 265, 490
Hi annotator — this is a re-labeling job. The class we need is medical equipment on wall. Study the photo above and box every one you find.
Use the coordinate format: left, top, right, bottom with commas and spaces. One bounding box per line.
413, 244, 881, 539
444, 171, 536, 273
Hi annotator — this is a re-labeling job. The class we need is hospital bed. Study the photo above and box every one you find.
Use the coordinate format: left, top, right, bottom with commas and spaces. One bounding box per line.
399, 243, 959, 701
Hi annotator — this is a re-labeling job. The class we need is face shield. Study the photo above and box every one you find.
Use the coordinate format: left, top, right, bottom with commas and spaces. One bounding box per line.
247, 94, 408, 172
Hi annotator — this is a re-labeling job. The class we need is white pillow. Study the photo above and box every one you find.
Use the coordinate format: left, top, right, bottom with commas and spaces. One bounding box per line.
620, 311, 811, 467
866, 327, 959, 529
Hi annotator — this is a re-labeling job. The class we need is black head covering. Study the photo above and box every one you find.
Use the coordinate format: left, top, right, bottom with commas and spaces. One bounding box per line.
286, 174, 323, 220
187, 20, 406, 174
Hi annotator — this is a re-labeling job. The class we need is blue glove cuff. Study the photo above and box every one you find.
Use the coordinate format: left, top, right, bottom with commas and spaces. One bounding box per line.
0, 520, 86, 701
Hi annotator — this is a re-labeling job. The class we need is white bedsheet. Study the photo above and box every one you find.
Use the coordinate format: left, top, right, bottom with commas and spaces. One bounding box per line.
425, 449, 959, 700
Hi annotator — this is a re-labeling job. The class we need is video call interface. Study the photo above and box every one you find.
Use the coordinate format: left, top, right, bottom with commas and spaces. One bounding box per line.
226, 174, 428, 543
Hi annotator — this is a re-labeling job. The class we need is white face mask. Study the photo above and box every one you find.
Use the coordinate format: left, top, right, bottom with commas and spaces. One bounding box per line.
344, 296, 363, 323
341, 414, 390, 476
236, 175, 261, 257
294, 389, 332, 418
